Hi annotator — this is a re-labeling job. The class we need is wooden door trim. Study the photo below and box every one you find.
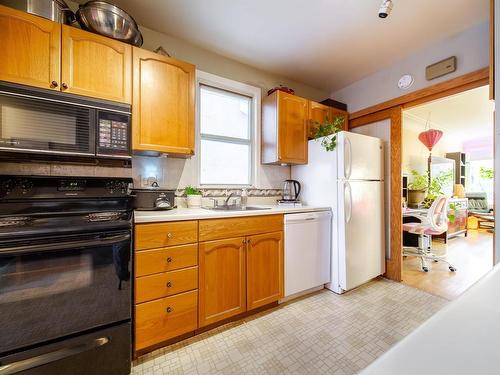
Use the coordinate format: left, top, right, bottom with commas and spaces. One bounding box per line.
349, 67, 489, 120
349, 107, 403, 281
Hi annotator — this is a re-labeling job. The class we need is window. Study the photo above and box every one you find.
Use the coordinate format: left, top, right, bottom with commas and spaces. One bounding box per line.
198, 75, 258, 186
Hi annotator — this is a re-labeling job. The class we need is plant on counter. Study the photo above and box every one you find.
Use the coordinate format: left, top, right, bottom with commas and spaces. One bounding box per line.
312, 115, 345, 152
183, 186, 202, 208
183, 186, 202, 196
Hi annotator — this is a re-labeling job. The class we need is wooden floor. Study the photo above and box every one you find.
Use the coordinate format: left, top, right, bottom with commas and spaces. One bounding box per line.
402, 229, 493, 300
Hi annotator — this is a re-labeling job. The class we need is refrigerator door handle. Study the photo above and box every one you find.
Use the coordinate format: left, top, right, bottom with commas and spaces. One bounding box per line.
344, 136, 352, 179
345, 181, 352, 223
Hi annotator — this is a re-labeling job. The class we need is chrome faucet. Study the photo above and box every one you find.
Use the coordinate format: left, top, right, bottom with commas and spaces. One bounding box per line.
224, 192, 235, 206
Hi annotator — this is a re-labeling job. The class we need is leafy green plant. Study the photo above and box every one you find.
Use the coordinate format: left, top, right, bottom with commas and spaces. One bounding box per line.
407, 170, 428, 191
480, 166, 494, 180
183, 186, 202, 196
312, 115, 345, 152
420, 170, 456, 222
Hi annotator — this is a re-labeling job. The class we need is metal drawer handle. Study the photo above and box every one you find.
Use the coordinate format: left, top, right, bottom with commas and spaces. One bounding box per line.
167, 232, 173, 239
166, 281, 172, 288
166, 307, 173, 313
166, 257, 172, 263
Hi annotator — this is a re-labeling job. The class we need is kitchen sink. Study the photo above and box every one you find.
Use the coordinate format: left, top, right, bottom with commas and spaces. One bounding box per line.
203, 205, 271, 211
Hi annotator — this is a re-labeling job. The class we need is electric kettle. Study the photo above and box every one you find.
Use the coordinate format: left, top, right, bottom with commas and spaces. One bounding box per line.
282, 180, 301, 201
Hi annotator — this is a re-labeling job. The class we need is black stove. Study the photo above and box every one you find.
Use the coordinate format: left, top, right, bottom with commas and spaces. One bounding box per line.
0, 175, 133, 375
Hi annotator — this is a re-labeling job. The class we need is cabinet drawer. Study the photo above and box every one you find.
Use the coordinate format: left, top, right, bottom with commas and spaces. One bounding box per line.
199, 215, 283, 241
135, 221, 198, 250
136, 244, 198, 276
135, 290, 198, 351
135, 267, 198, 303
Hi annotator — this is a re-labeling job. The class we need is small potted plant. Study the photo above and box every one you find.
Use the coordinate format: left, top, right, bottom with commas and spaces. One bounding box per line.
184, 186, 202, 208
407, 170, 428, 206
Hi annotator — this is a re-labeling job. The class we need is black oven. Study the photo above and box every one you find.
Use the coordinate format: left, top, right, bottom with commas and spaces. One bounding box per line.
0, 176, 133, 375
0, 81, 131, 160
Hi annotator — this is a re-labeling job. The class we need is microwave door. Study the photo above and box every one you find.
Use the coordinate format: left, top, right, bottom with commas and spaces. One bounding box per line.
0, 91, 95, 156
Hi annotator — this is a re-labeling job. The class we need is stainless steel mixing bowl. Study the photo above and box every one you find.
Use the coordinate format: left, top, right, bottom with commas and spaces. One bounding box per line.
76, 1, 143, 46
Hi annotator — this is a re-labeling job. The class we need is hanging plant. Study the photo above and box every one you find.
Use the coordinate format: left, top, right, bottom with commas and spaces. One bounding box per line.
312, 115, 345, 151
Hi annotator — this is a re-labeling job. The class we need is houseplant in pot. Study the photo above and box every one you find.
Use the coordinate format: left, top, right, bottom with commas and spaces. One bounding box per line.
407, 170, 428, 206
184, 186, 202, 208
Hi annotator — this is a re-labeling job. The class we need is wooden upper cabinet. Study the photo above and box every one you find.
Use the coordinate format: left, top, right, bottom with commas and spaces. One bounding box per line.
308, 101, 332, 139
61, 25, 131, 103
331, 107, 349, 131
308, 101, 348, 139
0, 5, 60, 90
198, 237, 246, 327
132, 47, 195, 156
246, 231, 283, 310
262, 91, 308, 165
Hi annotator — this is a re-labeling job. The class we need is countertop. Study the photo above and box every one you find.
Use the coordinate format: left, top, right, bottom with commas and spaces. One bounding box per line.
134, 205, 331, 223
360, 264, 500, 375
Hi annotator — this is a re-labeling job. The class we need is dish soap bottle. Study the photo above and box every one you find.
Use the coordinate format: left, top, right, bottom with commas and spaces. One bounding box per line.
241, 188, 248, 209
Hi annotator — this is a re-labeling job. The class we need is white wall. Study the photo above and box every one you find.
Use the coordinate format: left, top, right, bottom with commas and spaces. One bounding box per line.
495, 0, 500, 264
332, 22, 489, 113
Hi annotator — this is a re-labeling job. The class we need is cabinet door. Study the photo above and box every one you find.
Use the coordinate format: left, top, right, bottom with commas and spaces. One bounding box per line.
132, 48, 195, 155
61, 25, 131, 103
278, 92, 308, 164
0, 5, 60, 90
331, 108, 349, 131
308, 101, 332, 139
246, 231, 283, 310
198, 238, 246, 327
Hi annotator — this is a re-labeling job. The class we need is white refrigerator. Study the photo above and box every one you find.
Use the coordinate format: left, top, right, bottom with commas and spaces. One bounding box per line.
291, 131, 385, 294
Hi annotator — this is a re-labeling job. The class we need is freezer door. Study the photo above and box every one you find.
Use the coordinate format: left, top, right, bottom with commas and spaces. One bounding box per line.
337, 180, 385, 291
337, 131, 384, 181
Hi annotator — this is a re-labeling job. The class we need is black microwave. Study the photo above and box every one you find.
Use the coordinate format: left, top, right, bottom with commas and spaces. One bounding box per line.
0, 81, 131, 160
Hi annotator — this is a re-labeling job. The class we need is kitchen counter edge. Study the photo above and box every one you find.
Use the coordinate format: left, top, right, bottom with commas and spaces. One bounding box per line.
133, 206, 331, 223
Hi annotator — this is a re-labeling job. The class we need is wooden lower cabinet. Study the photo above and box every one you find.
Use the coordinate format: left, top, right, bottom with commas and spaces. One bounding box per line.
246, 231, 284, 310
134, 215, 285, 353
135, 290, 198, 351
198, 237, 247, 327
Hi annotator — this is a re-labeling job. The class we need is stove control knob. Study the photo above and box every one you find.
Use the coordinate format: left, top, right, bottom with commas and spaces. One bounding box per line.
1, 179, 15, 195
19, 179, 34, 195
106, 181, 116, 194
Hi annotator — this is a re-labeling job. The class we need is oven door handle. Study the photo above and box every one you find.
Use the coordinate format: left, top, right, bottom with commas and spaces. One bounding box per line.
0, 233, 130, 255
0, 337, 110, 375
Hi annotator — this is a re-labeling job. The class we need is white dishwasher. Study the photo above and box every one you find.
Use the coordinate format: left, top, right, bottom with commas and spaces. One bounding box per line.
284, 210, 332, 298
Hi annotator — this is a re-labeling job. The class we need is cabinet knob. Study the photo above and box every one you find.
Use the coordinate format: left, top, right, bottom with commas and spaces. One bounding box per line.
167, 232, 172, 239
166, 257, 172, 263
61, 83, 68, 90
242, 239, 246, 244
166, 281, 172, 288
166, 307, 172, 313
50, 81, 58, 88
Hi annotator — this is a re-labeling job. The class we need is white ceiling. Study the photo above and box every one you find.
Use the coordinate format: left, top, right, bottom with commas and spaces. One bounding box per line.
404, 85, 494, 153
100, 0, 488, 91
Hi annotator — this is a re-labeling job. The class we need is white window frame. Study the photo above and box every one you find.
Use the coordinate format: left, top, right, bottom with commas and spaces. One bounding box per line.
195, 70, 262, 188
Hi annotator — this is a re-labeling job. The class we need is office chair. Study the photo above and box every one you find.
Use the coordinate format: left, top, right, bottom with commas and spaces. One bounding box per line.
403, 195, 457, 273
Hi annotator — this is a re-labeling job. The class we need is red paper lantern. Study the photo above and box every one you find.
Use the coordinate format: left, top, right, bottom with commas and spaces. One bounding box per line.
418, 129, 443, 151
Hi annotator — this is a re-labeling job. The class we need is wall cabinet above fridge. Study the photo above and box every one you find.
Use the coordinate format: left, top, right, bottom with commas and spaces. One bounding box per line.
262, 90, 348, 165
